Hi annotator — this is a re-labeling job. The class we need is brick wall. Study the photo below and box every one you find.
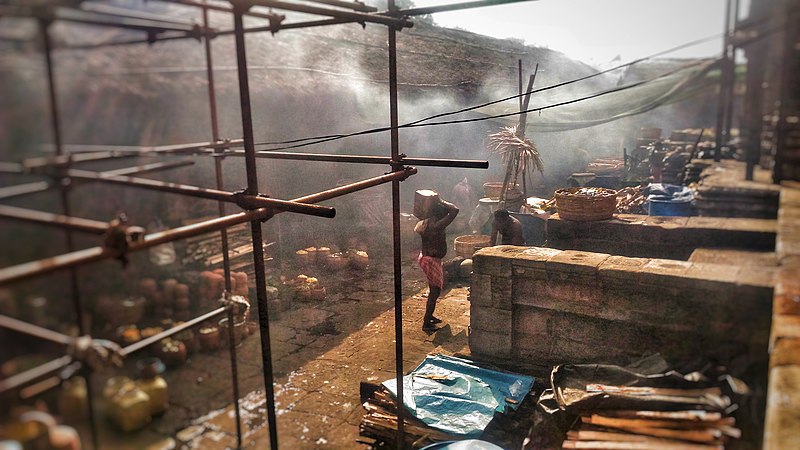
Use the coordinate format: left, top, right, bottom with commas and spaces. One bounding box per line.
764, 181, 800, 449
546, 214, 776, 260
469, 246, 774, 371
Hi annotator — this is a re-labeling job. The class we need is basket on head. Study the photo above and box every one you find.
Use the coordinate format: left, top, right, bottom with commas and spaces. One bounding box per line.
554, 187, 617, 221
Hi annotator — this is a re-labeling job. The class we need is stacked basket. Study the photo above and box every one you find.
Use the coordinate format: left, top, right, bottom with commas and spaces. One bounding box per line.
554, 187, 617, 221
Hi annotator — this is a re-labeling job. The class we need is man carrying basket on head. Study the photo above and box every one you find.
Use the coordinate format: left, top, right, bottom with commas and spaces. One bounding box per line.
414, 191, 459, 333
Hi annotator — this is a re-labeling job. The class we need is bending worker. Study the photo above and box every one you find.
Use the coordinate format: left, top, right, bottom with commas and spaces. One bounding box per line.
491, 209, 524, 246
415, 198, 459, 332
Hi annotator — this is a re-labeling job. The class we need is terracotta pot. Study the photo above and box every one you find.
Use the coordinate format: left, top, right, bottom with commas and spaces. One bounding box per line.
325, 254, 348, 271
315, 247, 331, 263
174, 284, 189, 299
173, 296, 190, 311
120, 297, 145, 324
161, 279, 178, 304
218, 317, 247, 345
156, 339, 187, 367
311, 287, 327, 301
198, 326, 221, 351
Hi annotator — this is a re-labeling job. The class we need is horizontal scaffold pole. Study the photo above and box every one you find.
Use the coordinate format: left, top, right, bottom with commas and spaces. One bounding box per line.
0, 167, 416, 285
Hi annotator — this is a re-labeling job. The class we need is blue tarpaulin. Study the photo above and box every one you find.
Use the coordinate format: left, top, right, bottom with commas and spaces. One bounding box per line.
383, 354, 534, 437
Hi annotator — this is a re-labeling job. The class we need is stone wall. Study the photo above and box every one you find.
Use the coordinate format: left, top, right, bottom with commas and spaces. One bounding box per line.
764, 181, 800, 450
546, 214, 776, 260
469, 246, 775, 372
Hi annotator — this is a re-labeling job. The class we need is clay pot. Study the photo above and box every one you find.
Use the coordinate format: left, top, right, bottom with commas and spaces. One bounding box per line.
120, 297, 145, 324
161, 279, 178, 304
173, 296, 190, 311
138, 278, 158, 299
310, 286, 327, 301
233, 272, 249, 296
315, 247, 331, 263
174, 284, 189, 299
198, 326, 221, 351
349, 250, 369, 270
325, 253, 349, 271
154, 339, 187, 368
174, 328, 196, 354
219, 317, 247, 346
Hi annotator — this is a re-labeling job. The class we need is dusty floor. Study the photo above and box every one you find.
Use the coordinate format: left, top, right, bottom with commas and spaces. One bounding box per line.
85, 255, 472, 449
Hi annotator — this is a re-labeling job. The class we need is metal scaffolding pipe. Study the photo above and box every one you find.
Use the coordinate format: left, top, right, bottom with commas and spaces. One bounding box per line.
245, 0, 412, 28
218, 149, 489, 168
0, 205, 109, 234
231, 5, 280, 449
0, 356, 73, 394
63, 169, 336, 218
0, 315, 74, 346
0, 168, 414, 286
303, 0, 377, 12
387, 1, 406, 445
389, 0, 539, 16
121, 306, 228, 356
0, 161, 195, 202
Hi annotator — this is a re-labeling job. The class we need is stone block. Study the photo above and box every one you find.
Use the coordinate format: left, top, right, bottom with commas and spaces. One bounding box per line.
598, 255, 650, 282
471, 306, 512, 333
686, 216, 725, 229
469, 329, 511, 359
472, 247, 518, 277
736, 266, 777, 289
514, 276, 603, 316
545, 217, 576, 241
644, 215, 689, 229
469, 273, 492, 307
771, 315, 800, 348
775, 273, 800, 316
682, 262, 741, 291
511, 247, 562, 270
722, 217, 778, 234
491, 275, 513, 310
638, 259, 692, 286
513, 306, 555, 338
771, 337, 800, 367
545, 250, 610, 276
764, 365, 800, 450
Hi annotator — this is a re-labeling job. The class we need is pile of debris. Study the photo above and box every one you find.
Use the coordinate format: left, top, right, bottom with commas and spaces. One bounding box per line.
616, 186, 647, 214
526, 360, 748, 450
359, 354, 536, 449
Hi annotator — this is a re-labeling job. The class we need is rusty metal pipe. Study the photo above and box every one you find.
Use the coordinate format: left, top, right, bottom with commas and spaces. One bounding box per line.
0, 315, 74, 346
304, 0, 377, 12
120, 307, 228, 356
218, 149, 489, 168
0, 205, 109, 234
244, 0, 412, 28
0, 356, 73, 394
63, 169, 335, 218
0, 168, 415, 285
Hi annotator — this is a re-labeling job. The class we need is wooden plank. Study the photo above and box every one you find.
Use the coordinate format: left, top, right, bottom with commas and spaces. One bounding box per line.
582, 416, 722, 443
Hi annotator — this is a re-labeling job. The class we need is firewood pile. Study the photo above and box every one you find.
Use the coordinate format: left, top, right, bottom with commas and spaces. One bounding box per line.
358, 383, 538, 449
182, 221, 274, 277
616, 187, 646, 214
562, 384, 740, 449
527, 361, 747, 450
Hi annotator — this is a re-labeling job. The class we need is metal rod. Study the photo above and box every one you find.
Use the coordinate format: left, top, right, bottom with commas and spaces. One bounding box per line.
0, 169, 415, 285
220, 149, 489, 168
723, 0, 739, 147
387, 0, 405, 445
63, 169, 336, 218
0, 161, 194, 202
0, 205, 109, 234
0, 315, 74, 346
231, 6, 280, 450
0, 162, 23, 173
0, 356, 73, 395
714, 0, 733, 162
42, 19, 99, 450
390, 0, 539, 16
303, 0, 377, 12
163, 0, 285, 21
203, 4, 243, 445
246, 0, 412, 28
121, 306, 228, 356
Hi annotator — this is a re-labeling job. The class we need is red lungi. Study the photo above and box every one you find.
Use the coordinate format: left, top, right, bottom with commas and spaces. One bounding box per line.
418, 252, 444, 289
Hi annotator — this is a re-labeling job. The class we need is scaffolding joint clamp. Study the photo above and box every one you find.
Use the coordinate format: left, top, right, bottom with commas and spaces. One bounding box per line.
67, 335, 124, 371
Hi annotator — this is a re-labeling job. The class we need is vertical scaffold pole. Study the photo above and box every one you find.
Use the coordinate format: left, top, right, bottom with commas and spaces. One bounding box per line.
387, 1, 406, 447
231, 3, 280, 449
41, 19, 100, 450
203, 3, 243, 448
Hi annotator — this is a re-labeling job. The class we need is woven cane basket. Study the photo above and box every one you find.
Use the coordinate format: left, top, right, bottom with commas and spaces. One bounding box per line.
454, 235, 491, 258
555, 187, 617, 221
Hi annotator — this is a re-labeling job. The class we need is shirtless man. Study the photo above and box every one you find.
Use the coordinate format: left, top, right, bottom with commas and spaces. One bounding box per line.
415, 198, 459, 332
490, 209, 524, 246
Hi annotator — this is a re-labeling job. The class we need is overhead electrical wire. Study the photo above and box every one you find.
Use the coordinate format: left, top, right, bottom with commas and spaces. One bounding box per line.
250, 16, 784, 152
253, 57, 716, 152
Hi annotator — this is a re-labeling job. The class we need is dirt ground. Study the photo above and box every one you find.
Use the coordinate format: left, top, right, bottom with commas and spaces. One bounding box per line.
86, 254, 472, 449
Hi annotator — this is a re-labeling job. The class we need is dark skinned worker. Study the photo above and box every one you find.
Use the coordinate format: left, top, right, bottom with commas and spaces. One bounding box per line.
491, 209, 524, 246
414, 198, 459, 332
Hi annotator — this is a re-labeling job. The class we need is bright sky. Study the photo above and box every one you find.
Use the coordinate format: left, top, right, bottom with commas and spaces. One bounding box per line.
412, 0, 748, 66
